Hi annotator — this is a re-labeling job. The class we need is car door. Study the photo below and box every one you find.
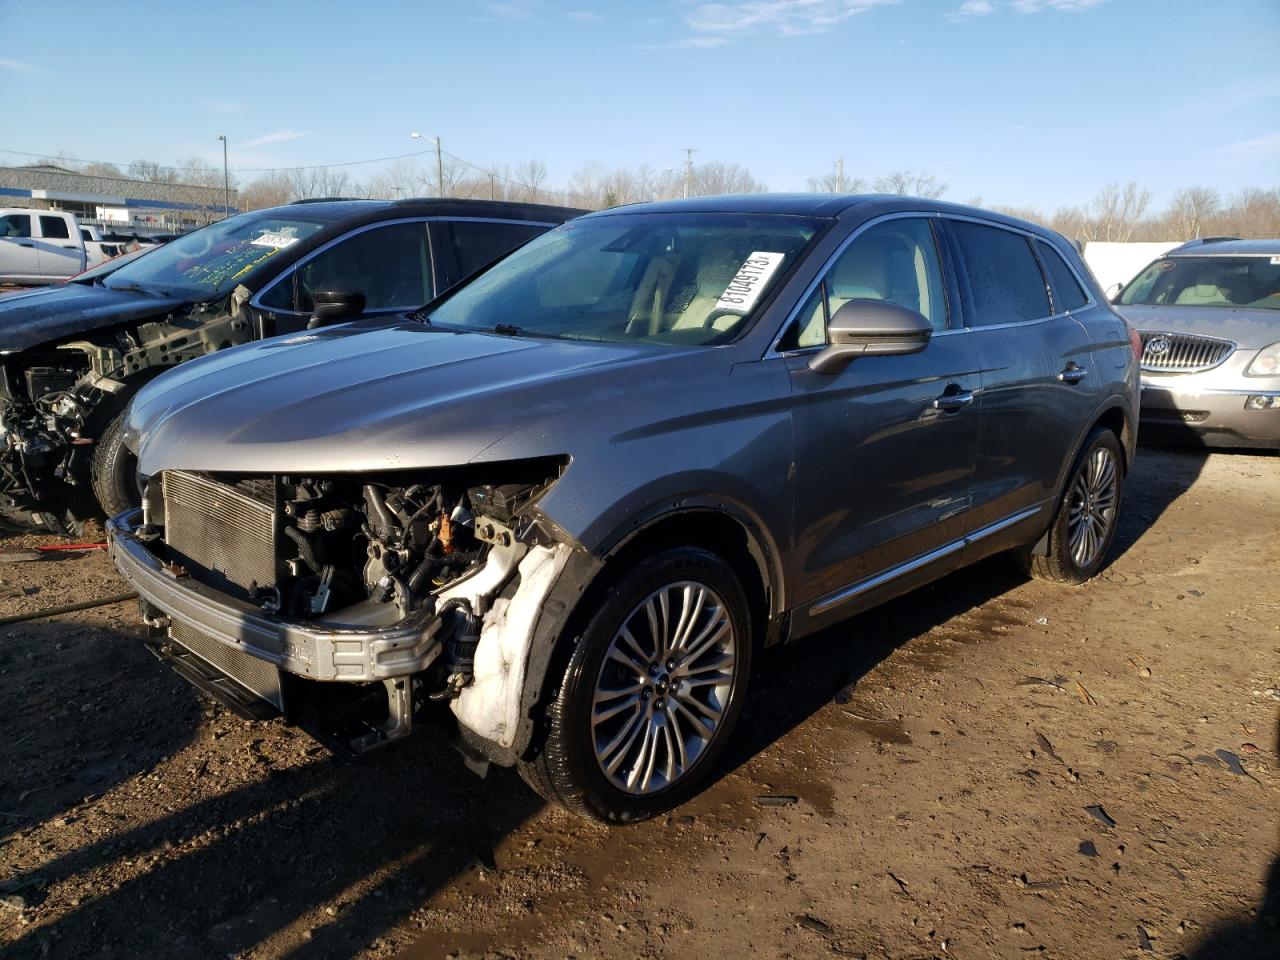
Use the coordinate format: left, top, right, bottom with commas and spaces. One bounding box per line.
779, 215, 984, 622
252, 219, 434, 335
941, 218, 1098, 533
429, 218, 552, 290
36, 215, 84, 279
0, 212, 41, 280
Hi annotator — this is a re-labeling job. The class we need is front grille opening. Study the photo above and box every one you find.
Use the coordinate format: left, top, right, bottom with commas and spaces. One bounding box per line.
1139, 332, 1234, 374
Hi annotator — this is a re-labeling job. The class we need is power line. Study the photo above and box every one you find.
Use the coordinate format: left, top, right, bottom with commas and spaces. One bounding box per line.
0, 144, 473, 175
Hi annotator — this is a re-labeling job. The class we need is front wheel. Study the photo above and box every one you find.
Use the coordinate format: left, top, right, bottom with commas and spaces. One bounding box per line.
90, 411, 140, 519
1017, 426, 1125, 583
518, 547, 753, 824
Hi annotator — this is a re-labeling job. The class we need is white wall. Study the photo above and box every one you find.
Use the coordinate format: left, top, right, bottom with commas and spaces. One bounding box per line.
1083, 241, 1182, 294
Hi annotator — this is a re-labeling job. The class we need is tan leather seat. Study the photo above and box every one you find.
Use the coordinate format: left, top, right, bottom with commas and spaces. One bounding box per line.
1174, 283, 1228, 305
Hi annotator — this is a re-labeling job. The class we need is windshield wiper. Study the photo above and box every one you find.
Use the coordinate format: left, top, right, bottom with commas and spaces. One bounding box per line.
110, 282, 170, 298
494, 323, 522, 337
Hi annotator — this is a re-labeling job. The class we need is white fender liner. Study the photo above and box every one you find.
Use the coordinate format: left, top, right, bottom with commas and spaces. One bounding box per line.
450, 542, 573, 749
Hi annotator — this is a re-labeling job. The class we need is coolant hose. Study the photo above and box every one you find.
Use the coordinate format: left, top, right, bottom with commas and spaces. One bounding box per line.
283, 525, 321, 573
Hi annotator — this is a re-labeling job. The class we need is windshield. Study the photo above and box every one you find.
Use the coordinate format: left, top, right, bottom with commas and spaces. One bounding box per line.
1120, 255, 1280, 310
69, 246, 152, 284
425, 212, 823, 345
103, 211, 326, 299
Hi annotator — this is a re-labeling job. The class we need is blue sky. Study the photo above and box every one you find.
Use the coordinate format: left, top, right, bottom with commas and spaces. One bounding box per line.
1, 0, 1277, 209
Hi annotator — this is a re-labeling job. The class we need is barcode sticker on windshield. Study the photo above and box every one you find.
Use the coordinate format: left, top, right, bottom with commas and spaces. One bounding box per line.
715, 252, 786, 314
251, 232, 300, 249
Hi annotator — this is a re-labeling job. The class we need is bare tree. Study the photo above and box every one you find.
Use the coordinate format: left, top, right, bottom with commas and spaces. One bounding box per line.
80, 162, 123, 178
514, 159, 549, 201
239, 171, 295, 210
692, 161, 766, 196
128, 158, 174, 182
1167, 186, 1220, 240
1086, 181, 1151, 242
284, 167, 351, 201
872, 170, 947, 199
806, 164, 866, 193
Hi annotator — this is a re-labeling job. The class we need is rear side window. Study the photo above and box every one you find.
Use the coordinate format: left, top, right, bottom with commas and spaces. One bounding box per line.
1036, 239, 1088, 312
438, 220, 546, 280
262, 221, 433, 314
39, 216, 70, 239
951, 221, 1050, 327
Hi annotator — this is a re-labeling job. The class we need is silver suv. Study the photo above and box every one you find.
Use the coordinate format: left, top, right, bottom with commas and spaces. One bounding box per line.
109, 196, 1139, 823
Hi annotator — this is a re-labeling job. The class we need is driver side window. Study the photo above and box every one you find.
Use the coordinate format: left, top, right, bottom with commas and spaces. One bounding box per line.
261, 221, 432, 314
787, 218, 948, 349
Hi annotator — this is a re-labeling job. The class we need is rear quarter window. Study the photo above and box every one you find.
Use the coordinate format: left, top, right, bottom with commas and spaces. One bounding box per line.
951, 220, 1051, 327
1035, 239, 1089, 312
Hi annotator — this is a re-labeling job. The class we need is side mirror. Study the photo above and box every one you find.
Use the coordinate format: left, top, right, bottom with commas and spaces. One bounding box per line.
808, 299, 932, 374
308, 289, 366, 329
1105, 282, 1123, 303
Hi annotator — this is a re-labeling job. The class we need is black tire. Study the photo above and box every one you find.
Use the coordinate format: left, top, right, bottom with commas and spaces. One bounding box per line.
90, 412, 140, 519
518, 546, 753, 824
1016, 426, 1125, 584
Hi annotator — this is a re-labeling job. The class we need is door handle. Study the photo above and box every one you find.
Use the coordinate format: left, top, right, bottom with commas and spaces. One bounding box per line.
1058, 365, 1087, 384
16, 240, 34, 247
933, 390, 975, 412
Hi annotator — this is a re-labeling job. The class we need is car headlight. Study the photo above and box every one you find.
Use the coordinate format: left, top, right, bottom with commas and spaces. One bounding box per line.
1245, 341, 1280, 377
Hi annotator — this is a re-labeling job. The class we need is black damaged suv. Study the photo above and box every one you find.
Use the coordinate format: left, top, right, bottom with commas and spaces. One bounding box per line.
0, 198, 582, 534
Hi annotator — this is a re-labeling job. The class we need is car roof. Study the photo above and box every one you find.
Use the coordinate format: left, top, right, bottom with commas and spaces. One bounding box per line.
580, 193, 1058, 235
1168, 238, 1280, 257
259, 197, 586, 225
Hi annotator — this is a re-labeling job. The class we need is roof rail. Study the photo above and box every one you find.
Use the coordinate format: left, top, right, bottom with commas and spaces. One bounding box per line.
288, 197, 365, 204
1171, 235, 1241, 252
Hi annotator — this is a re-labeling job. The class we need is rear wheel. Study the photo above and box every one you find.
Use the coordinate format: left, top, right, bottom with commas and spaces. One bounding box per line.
1018, 426, 1124, 583
518, 547, 752, 824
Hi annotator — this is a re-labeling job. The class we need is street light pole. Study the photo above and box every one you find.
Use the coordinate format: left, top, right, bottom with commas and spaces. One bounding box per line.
410, 132, 445, 198
217, 135, 230, 218
682, 147, 697, 199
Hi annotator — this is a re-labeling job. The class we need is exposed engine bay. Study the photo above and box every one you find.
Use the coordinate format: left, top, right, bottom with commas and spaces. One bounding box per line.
0, 298, 253, 533
127, 459, 570, 758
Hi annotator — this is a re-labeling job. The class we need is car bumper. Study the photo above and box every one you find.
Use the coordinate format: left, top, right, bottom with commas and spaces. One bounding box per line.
107, 510, 444, 689
1139, 383, 1280, 449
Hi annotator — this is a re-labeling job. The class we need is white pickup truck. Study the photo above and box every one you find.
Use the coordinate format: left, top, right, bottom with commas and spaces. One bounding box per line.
0, 209, 128, 285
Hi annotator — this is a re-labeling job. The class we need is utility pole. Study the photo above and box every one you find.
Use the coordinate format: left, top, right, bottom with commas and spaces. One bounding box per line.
435, 137, 444, 198
489, 172, 496, 200
836, 157, 845, 193
410, 132, 445, 197
217, 135, 230, 218
683, 147, 697, 199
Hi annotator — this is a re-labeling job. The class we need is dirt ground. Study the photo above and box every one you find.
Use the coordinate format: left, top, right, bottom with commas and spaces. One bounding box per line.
1, 444, 1277, 960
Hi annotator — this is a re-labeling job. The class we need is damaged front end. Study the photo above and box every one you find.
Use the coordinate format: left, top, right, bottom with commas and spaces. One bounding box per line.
1, 297, 254, 533
108, 458, 574, 759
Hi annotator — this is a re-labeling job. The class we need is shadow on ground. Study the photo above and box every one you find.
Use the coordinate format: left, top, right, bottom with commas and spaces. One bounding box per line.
7, 445, 1260, 959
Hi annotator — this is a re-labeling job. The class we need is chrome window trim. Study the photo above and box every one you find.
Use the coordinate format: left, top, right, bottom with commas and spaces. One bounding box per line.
808, 504, 1043, 617
765, 210, 949, 358
248, 216, 557, 317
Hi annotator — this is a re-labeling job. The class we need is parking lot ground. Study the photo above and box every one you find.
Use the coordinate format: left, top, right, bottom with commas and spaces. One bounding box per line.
0, 445, 1277, 960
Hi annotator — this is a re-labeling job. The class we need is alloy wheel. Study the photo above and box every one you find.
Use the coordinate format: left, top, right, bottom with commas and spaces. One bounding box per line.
590, 581, 737, 795
1067, 445, 1119, 569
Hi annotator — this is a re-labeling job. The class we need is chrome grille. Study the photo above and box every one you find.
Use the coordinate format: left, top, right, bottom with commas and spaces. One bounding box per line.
162, 471, 276, 601
170, 620, 283, 709
1139, 331, 1234, 374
